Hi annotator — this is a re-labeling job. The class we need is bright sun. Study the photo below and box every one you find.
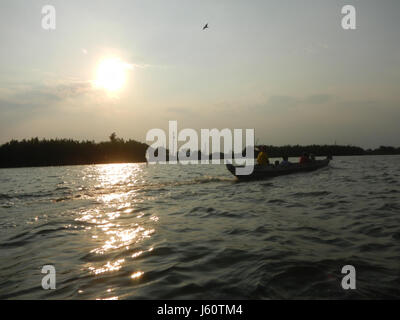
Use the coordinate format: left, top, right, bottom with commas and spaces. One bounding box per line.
94, 58, 130, 92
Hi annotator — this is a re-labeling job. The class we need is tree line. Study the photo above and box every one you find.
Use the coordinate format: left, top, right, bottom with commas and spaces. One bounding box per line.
250, 144, 400, 159
0, 134, 399, 168
0, 133, 148, 168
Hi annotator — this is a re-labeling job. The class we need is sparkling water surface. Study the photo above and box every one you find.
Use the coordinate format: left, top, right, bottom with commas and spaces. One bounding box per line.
0, 155, 399, 299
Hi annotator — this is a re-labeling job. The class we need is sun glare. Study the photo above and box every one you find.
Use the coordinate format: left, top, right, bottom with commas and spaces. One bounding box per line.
94, 58, 131, 92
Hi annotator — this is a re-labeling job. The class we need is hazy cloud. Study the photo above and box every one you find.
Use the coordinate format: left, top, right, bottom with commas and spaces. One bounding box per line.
303, 94, 333, 104
1, 80, 95, 107
254, 94, 333, 112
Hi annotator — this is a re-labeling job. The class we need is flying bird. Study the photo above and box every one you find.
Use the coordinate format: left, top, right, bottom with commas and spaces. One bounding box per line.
203, 23, 208, 30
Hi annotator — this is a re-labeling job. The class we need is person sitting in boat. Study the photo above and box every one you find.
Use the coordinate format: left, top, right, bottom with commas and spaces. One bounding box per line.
279, 155, 291, 166
309, 153, 316, 161
274, 160, 280, 167
299, 152, 311, 164
257, 146, 269, 165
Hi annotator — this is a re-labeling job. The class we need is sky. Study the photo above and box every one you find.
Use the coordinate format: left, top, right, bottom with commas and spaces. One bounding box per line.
0, 0, 399, 149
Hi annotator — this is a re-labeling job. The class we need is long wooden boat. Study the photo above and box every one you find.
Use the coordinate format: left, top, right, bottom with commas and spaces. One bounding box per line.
226, 158, 330, 181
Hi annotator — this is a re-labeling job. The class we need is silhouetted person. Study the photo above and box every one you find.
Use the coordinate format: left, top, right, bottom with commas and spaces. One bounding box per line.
279, 155, 291, 167
299, 152, 311, 164
257, 146, 269, 165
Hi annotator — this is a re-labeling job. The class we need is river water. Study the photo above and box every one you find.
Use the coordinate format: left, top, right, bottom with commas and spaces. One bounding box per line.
0, 155, 399, 299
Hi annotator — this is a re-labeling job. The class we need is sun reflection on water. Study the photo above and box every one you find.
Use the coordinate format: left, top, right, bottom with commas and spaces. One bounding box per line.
90, 226, 151, 254
131, 271, 144, 279
89, 259, 125, 275
74, 163, 158, 300
97, 296, 119, 300
132, 251, 143, 258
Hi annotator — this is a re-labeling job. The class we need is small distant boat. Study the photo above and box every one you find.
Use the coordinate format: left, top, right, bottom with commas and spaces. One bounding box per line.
226, 158, 330, 181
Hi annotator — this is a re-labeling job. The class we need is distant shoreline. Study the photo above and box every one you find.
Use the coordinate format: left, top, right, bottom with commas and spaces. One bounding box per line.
1, 137, 399, 169
1, 154, 400, 170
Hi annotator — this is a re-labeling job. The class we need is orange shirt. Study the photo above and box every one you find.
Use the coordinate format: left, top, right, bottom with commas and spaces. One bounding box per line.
299, 156, 310, 164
